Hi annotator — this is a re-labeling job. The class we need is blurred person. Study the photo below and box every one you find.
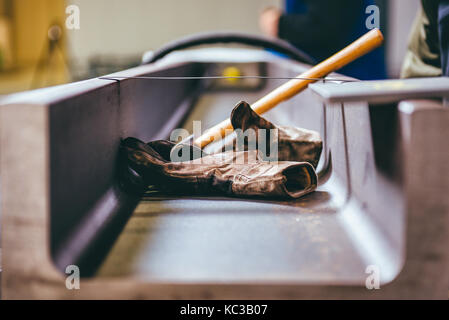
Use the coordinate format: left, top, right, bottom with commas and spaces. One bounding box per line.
259, 0, 386, 80
401, 0, 449, 78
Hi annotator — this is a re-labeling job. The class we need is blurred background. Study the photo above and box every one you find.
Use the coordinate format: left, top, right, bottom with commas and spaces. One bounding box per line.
0, 0, 419, 94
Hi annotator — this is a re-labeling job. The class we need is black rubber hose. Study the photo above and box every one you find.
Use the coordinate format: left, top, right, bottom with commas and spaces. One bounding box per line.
142, 31, 315, 65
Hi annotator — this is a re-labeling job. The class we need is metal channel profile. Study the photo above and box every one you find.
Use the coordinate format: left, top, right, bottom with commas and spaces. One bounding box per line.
0, 48, 447, 298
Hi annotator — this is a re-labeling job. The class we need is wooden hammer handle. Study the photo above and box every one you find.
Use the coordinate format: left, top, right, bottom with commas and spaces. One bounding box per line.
194, 28, 384, 148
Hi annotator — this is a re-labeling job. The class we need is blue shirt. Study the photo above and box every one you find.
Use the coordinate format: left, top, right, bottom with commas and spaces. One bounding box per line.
282, 0, 387, 80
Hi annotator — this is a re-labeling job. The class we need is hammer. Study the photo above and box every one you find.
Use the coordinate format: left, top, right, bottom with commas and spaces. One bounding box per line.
193, 28, 384, 149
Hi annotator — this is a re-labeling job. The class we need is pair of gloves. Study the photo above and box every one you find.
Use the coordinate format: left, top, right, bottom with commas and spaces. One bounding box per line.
121, 101, 322, 199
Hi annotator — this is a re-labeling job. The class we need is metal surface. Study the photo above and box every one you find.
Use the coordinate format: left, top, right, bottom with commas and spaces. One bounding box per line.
309, 77, 449, 104
96, 79, 366, 282
0, 48, 448, 298
96, 60, 404, 284
49, 63, 206, 276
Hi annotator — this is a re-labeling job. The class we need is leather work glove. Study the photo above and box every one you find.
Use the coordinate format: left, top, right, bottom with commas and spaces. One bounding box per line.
121, 137, 317, 199
206, 101, 323, 168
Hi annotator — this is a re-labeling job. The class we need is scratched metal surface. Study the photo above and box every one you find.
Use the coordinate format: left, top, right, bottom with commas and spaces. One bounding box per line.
96, 64, 368, 283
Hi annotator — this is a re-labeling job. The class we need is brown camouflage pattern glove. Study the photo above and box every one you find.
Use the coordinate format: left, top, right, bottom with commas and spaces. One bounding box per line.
206, 101, 322, 168
121, 137, 317, 199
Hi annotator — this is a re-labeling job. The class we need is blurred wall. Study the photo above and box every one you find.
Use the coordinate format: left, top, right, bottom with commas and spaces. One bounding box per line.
10, 0, 66, 67
66, 0, 280, 71
66, 0, 422, 79
0, 0, 425, 94
0, 0, 68, 93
